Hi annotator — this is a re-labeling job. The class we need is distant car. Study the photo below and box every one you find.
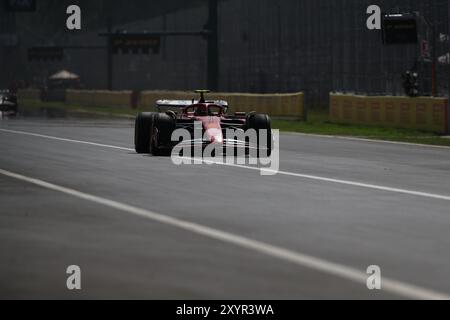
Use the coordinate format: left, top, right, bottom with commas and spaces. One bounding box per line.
0, 90, 18, 117
135, 90, 272, 156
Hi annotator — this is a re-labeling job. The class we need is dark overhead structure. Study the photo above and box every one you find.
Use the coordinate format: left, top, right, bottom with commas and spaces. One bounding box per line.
100, 0, 218, 91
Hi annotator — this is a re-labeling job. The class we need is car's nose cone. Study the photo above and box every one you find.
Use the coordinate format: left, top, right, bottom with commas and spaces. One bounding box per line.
205, 128, 223, 144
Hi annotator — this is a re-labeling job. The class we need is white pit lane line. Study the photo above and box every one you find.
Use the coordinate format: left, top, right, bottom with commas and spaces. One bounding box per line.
1, 128, 450, 299
0, 168, 449, 300
0, 128, 134, 151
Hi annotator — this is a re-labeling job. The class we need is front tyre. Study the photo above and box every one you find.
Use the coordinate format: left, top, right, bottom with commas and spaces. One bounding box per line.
150, 113, 175, 156
247, 114, 272, 157
135, 112, 156, 153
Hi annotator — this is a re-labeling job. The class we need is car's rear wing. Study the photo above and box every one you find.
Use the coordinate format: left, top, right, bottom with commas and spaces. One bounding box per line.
156, 99, 228, 110
156, 99, 228, 113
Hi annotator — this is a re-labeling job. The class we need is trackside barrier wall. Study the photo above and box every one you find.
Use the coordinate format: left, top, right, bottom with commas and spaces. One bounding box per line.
17, 89, 41, 101
66, 90, 133, 108
330, 93, 449, 134
140, 91, 305, 119
21, 89, 304, 119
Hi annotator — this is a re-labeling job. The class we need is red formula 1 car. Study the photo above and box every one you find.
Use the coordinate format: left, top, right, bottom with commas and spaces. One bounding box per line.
134, 90, 272, 156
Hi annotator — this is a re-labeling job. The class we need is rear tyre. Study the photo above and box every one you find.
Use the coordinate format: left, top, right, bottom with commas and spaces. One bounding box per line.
135, 112, 156, 153
150, 113, 175, 156
247, 114, 272, 157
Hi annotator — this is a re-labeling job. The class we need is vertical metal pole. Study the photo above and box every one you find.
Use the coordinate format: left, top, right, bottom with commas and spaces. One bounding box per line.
448, 0, 450, 98
207, 0, 218, 91
106, 17, 113, 91
431, 0, 437, 96
162, 14, 167, 61
276, 1, 281, 93
431, 26, 437, 96
448, 0, 450, 133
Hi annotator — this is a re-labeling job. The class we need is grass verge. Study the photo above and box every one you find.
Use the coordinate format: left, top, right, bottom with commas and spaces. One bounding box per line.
19, 99, 450, 147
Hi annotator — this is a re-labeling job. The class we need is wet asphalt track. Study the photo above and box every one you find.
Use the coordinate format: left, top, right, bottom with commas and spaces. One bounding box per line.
1, 115, 450, 299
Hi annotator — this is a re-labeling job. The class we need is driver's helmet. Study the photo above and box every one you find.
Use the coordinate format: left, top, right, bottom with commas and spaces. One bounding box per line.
194, 104, 208, 116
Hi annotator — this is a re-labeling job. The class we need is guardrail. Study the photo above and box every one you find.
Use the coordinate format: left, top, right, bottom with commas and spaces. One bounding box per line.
330, 93, 449, 134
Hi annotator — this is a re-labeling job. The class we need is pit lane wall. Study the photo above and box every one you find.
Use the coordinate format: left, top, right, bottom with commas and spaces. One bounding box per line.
330, 93, 449, 134
140, 91, 304, 118
65, 90, 133, 108
17, 89, 41, 100
55, 90, 304, 119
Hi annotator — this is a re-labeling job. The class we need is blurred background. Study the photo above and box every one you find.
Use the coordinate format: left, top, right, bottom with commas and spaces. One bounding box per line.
0, 0, 449, 108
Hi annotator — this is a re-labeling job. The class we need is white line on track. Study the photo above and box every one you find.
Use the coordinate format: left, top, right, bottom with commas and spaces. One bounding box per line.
2, 127, 449, 202
0, 167, 448, 300
180, 157, 450, 201
284, 131, 450, 150
0, 128, 134, 151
